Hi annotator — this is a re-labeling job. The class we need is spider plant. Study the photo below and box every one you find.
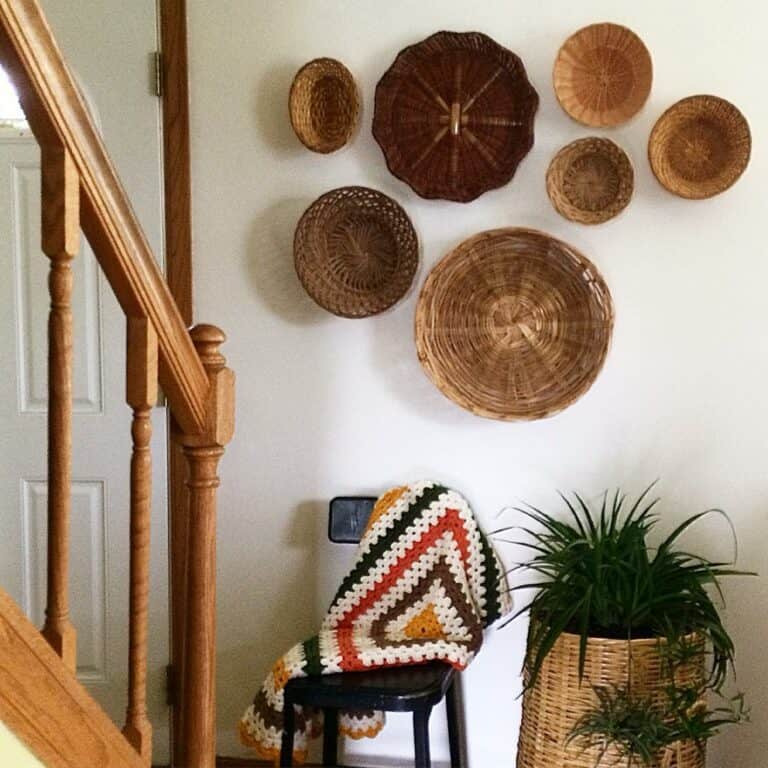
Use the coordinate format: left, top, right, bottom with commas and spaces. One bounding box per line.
568, 683, 748, 767
496, 485, 750, 690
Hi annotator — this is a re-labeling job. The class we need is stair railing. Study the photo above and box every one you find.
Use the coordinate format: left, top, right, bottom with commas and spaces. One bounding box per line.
0, 2, 234, 767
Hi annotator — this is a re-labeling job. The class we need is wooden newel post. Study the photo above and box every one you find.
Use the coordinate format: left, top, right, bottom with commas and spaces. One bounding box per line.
40, 145, 79, 672
172, 324, 234, 768
123, 318, 158, 765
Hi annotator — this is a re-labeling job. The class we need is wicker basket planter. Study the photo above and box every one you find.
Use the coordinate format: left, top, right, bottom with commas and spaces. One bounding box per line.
289, 58, 360, 153
517, 631, 705, 768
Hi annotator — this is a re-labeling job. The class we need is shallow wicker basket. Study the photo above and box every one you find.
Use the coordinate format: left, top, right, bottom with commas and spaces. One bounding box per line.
289, 58, 360, 153
547, 137, 634, 224
373, 31, 538, 202
294, 186, 418, 318
554, 23, 652, 127
415, 228, 613, 420
517, 631, 705, 768
648, 95, 751, 199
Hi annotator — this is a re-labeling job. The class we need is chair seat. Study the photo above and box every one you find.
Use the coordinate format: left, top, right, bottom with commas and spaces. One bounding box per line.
284, 662, 456, 712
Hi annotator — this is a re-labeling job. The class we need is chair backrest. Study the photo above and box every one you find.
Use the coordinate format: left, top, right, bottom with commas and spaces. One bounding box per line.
328, 496, 376, 543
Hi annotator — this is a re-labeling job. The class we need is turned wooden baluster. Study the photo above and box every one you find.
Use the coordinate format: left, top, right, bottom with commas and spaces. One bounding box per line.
40, 145, 78, 672
172, 325, 234, 768
122, 317, 157, 765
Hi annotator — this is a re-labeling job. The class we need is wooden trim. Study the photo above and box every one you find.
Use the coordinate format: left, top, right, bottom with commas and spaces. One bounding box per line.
160, 0, 192, 324
158, 3, 194, 766
0, 588, 145, 768
0, 0, 208, 434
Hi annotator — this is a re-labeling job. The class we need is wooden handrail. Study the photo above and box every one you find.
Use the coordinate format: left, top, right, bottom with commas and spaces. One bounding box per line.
0, 0, 208, 435
0, 588, 146, 768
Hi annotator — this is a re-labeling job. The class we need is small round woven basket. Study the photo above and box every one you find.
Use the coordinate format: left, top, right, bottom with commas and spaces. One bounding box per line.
289, 58, 360, 153
517, 631, 705, 768
648, 95, 751, 199
415, 228, 613, 420
546, 137, 634, 224
294, 186, 418, 318
554, 23, 652, 127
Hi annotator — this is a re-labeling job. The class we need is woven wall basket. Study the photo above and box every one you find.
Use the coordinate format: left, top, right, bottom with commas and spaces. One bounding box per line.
289, 58, 360, 153
517, 631, 705, 768
546, 137, 634, 224
648, 95, 751, 199
415, 229, 613, 421
373, 31, 539, 202
554, 23, 652, 127
294, 186, 418, 318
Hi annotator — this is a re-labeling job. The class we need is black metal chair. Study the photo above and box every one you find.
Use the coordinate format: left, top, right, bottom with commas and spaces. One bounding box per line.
278, 497, 467, 768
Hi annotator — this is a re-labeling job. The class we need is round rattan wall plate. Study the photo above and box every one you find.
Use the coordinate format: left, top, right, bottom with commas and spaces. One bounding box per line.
294, 186, 418, 318
415, 229, 613, 420
289, 58, 360, 153
648, 95, 751, 199
546, 137, 634, 224
373, 31, 539, 203
553, 23, 652, 127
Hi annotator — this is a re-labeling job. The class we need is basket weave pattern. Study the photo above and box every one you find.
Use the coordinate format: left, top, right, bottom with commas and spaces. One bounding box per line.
554, 23, 652, 127
373, 31, 538, 202
415, 229, 613, 421
517, 631, 705, 768
648, 95, 751, 199
294, 186, 418, 318
547, 137, 634, 224
289, 58, 360, 153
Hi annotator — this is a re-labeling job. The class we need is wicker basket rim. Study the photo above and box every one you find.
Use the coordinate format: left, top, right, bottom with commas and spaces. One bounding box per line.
372, 30, 539, 202
540, 627, 703, 648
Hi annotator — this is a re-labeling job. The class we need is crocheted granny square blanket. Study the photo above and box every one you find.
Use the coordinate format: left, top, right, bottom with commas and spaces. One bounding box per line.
239, 480, 510, 763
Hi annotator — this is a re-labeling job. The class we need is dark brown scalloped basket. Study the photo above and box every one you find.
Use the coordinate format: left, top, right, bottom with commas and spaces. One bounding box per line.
289, 58, 360, 153
415, 229, 613, 420
373, 31, 539, 203
294, 186, 418, 318
546, 137, 634, 224
648, 95, 751, 199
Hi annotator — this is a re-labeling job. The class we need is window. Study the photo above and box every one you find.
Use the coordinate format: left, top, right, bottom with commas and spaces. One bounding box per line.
0, 66, 28, 130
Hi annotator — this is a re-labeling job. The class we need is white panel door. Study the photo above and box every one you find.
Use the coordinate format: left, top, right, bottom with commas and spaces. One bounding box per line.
0, 0, 170, 761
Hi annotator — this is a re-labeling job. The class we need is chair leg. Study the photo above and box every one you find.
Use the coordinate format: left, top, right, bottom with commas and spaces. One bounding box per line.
280, 700, 296, 767
322, 708, 339, 766
446, 677, 466, 768
413, 706, 432, 768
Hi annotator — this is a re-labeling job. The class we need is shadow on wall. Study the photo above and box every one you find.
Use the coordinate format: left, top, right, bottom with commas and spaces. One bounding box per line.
253, 62, 305, 157
217, 499, 329, 757
247, 197, 328, 326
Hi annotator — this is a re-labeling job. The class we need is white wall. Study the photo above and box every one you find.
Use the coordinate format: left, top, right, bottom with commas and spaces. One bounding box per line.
187, 1, 768, 764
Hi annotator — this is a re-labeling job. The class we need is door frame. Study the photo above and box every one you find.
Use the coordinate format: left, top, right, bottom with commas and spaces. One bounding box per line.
158, 2, 194, 765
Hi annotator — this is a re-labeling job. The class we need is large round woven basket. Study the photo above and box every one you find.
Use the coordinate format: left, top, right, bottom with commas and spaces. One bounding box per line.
289, 58, 360, 153
554, 23, 652, 127
373, 31, 538, 202
648, 95, 751, 199
415, 229, 613, 420
294, 186, 418, 318
547, 137, 634, 224
517, 631, 705, 768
